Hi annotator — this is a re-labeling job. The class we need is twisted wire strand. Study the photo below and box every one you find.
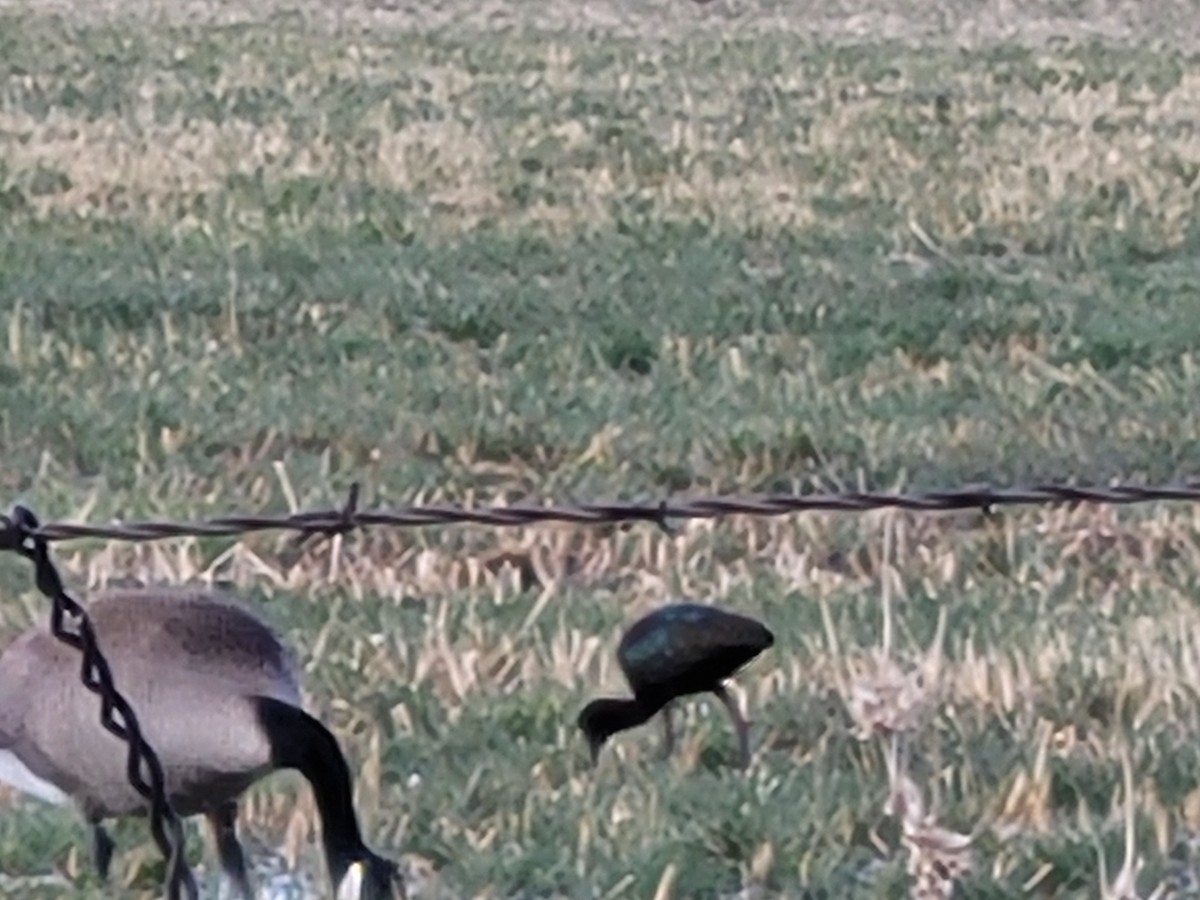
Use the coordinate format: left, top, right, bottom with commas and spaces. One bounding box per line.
0, 506, 198, 900
15, 479, 1200, 546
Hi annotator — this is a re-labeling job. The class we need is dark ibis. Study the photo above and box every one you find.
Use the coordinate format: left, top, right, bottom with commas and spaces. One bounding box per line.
576, 601, 774, 769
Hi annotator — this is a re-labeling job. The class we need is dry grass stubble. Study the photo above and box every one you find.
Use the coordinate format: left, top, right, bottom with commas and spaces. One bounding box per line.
3, 42, 1199, 251
1, 2, 1199, 896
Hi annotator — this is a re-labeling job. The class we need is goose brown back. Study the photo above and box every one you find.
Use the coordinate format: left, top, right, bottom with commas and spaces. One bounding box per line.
0, 587, 299, 820
0, 586, 405, 900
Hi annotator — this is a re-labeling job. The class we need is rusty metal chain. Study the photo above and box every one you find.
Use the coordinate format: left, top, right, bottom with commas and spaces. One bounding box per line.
14, 478, 1200, 546
0, 506, 198, 900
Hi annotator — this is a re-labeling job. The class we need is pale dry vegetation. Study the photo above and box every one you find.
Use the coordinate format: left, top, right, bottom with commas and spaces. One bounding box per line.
2, 26, 1200, 250
1, 0, 1200, 897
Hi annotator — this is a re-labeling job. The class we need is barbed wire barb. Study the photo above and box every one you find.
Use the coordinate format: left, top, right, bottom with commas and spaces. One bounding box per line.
0, 506, 198, 900
14, 477, 1200, 547
290, 480, 362, 553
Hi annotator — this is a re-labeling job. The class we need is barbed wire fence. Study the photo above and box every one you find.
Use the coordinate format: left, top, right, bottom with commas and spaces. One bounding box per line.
3, 475, 1200, 897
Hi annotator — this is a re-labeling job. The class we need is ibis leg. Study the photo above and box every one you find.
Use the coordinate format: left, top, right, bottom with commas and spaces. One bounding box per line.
89, 822, 115, 881
206, 801, 253, 900
714, 685, 752, 769
659, 702, 676, 759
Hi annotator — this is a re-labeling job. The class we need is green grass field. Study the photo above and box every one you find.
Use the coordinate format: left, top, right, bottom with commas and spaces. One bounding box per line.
2, 1, 1200, 896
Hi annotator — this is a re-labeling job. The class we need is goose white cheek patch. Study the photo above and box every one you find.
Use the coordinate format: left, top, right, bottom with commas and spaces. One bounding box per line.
0, 750, 70, 806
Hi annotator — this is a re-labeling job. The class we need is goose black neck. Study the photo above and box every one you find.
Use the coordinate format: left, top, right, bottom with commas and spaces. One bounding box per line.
255, 696, 368, 884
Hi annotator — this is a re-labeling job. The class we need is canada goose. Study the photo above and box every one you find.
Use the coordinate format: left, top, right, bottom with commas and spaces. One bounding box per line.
0, 586, 404, 899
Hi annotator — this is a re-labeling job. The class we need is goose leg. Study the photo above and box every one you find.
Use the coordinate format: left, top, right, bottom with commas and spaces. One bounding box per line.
659, 702, 676, 759
713, 685, 751, 769
89, 822, 115, 881
206, 802, 253, 900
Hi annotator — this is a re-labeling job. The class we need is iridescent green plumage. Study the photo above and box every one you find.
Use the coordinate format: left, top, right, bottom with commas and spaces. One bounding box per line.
577, 601, 774, 769
617, 603, 773, 701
